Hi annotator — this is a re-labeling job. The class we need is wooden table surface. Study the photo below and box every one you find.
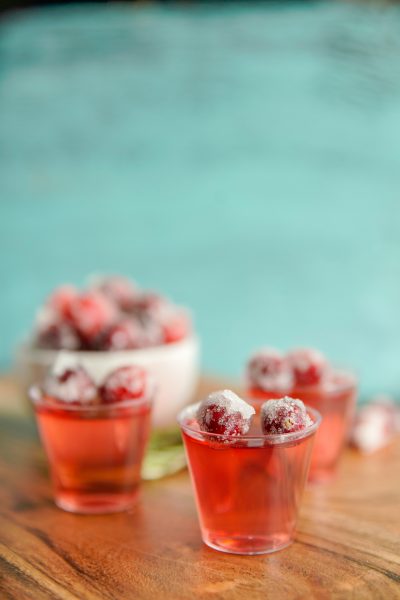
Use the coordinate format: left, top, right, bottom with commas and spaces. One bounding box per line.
0, 376, 400, 599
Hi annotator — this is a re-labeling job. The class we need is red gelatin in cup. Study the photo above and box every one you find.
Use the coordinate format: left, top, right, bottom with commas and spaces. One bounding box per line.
31, 364, 152, 514
179, 397, 320, 555
245, 349, 357, 483
292, 371, 356, 482
34, 399, 152, 513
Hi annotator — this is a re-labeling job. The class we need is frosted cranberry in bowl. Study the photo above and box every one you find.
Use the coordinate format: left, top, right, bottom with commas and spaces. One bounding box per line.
16, 274, 200, 430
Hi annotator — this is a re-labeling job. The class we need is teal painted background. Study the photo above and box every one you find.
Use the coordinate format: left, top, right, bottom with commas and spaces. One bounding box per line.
1, 2, 400, 397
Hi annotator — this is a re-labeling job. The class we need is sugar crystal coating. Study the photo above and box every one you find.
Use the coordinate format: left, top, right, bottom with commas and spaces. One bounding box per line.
197, 390, 255, 436
35, 308, 80, 350
91, 275, 137, 312
287, 348, 327, 387
159, 308, 191, 344
246, 348, 293, 393
261, 397, 312, 434
43, 365, 97, 405
99, 365, 149, 404
95, 318, 162, 351
68, 291, 117, 341
47, 285, 77, 320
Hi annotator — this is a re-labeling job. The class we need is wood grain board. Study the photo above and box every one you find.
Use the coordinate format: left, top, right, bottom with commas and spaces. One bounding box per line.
0, 378, 400, 599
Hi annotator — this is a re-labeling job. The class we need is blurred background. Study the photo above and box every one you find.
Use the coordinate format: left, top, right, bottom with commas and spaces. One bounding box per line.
1, 0, 400, 398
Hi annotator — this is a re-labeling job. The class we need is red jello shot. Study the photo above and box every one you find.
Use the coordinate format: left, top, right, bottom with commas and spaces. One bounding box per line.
247, 348, 357, 483
178, 391, 321, 555
30, 364, 153, 514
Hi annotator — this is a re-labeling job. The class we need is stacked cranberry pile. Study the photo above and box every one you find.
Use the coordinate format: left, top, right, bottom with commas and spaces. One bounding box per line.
33, 275, 192, 351
246, 347, 328, 394
42, 364, 150, 406
195, 389, 312, 437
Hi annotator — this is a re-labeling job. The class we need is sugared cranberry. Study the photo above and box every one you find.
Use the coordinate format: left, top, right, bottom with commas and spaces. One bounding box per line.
196, 390, 255, 436
36, 320, 81, 351
92, 276, 137, 312
350, 396, 399, 454
68, 292, 117, 340
160, 309, 191, 344
47, 285, 77, 320
43, 366, 97, 405
246, 348, 293, 393
261, 397, 311, 434
34, 307, 81, 350
95, 318, 160, 351
287, 348, 327, 387
134, 292, 168, 316
99, 365, 148, 404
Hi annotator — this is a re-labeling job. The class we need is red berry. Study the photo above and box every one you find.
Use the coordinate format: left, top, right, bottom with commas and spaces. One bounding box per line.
196, 390, 255, 436
161, 309, 191, 344
36, 320, 81, 351
34, 307, 81, 350
47, 285, 77, 320
287, 348, 327, 387
93, 276, 137, 312
246, 348, 293, 393
68, 292, 117, 340
99, 365, 148, 404
261, 397, 311, 434
95, 318, 161, 351
43, 366, 97, 405
134, 292, 168, 316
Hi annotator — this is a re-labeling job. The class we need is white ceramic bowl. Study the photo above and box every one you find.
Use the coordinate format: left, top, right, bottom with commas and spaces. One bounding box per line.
15, 335, 200, 430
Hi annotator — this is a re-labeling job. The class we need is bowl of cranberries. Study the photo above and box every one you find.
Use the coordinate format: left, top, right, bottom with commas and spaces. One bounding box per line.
16, 275, 200, 429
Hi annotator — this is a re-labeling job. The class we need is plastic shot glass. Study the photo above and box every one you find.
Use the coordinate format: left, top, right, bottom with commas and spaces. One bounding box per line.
178, 402, 321, 555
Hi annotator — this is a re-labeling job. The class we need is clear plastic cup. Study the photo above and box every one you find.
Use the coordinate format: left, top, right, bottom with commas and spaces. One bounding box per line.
30, 386, 152, 514
178, 402, 321, 555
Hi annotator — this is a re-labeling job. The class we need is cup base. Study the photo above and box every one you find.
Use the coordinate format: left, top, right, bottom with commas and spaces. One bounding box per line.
55, 490, 139, 515
203, 532, 293, 555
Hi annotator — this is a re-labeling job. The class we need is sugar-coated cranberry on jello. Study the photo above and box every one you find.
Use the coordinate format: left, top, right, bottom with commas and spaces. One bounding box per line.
246, 348, 293, 393
99, 365, 149, 404
43, 365, 97, 405
287, 348, 327, 387
261, 397, 312, 434
196, 390, 255, 436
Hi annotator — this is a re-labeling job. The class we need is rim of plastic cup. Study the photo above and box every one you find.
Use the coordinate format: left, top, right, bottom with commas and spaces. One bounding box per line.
29, 384, 153, 413
178, 401, 322, 446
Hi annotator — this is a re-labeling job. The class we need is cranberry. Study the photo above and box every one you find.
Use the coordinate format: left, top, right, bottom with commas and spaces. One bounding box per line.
43, 366, 97, 405
196, 390, 255, 436
246, 348, 293, 393
93, 276, 137, 312
36, 320, 81, 351
68, 291, 117, 340
99, 365, 148, 404
261, 397, 311, 434
47, 285, 77, 320
34, 307, 81, 350
287, 348, 327, 387
133, 292, 168, 316
95, 319, 160, 351
161, 309, 191, 344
